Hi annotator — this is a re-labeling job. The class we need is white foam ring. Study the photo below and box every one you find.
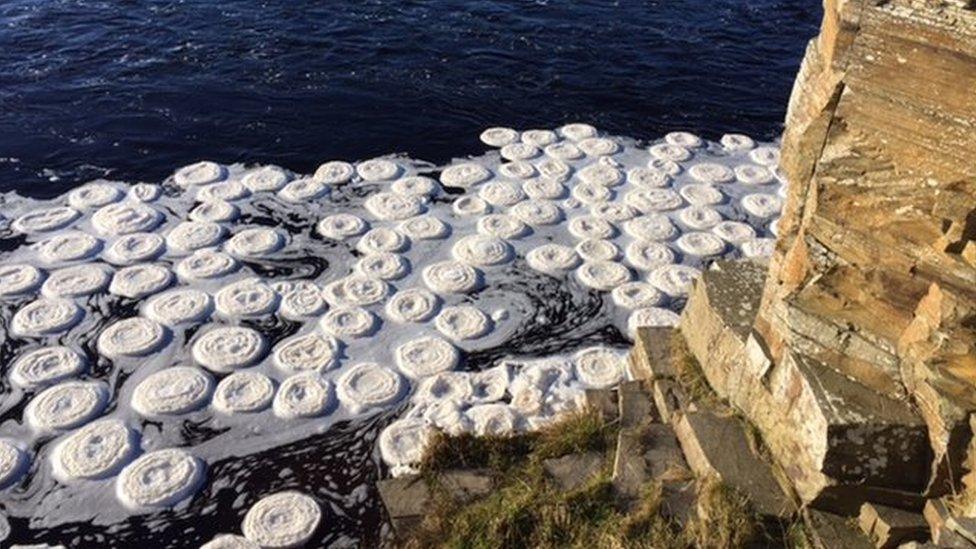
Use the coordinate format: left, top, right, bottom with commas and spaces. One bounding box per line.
132, 366, 214, 416
741, 193, 783, 218
25, 381, 109, 433
356, 227, 408, 254
649, 143, 691, 162
526, 244, 580, 274
355, 252, 408, 280
624, 188, 684, 213
627, 167, 670, 189
741, 237, 776, 258
712, 221, 757, 244
10, 346, 86, 389
522, 177, 566, 199
41, 264, 111, 297
678, 206, 724, 230
174, 161, 226, 187
37, 232, 102, 264
511, 200, 562, 226
197, 180, 250, 202
98, 317, 169, 357
192, 326, 266, 372
225, 227, 285, 258
735, 164, 774, 185
451, 234, 514, 267
574, 347, 624, 389
452, 195, 490, 216
591, 202, 635, 222
627, 307, 681, 336
357, 158, 400, 181
623, 214, 678, 242
648, 264, 701, 297
398, 215, 449, 240
202, 535, 260, 549
544, 142, 583, 161
499, 161, 536, 180
278, 281, 327, 319
567, 215, 616, 240
624, 240, 675, 270
51, 419, 138, 481
470, 365, 510, 404
214, 278, 280, 318
440, 163, 490, 188
115, 448, 205, 509
579, 137, 620, 157
466, 403, 520, 436
176, 250, 239, 281
144, 288, 213, 326
12, 298, 83, 336
190, 200, 239, 223
104, 233, 165, 265
91, 202, 163, 235
478, 181, 525, 207
422, 261, 482, 294
477, 214, 528, 239
129, 183, 162, 202
559, 123, 597, 141
392, 175, 439, 197
313, 161, 355, 185
273, 372, 335, 419
395, 336, 460, 378
68, 183, 123, 210
522, 129, 558, 147
721, 133, 756, 151
434, 305, 491, 341
749, 146, 780, 167
385, 288, 441, 323
12, 206, 81, 234
536, 158, 572, 181
318, 213, 369, 240
322, 275, 389, 307
501, 143, 540, 161
578, 163, 623, 187
242, 491, 322, 548
273, 333, 340, 374
109, 264, 174, 298
665, 131, 703, 149
320, 306, 377, 339
688, 163, 735, 184
212, 371, 275, 414
364, 192, 425, 221
278, 178, 329, 202
575, 239, 619, 262
0, 439, 29, 488
379, 418, 432, 468
166, 221, 226, 252
611, 282, 664, 309
679, 184, 724, 206
479, 127, 519, 147
576, 261, 633, 291
242, 166, 291, 192
0, 264, 44, 296
337, 362, 406, 413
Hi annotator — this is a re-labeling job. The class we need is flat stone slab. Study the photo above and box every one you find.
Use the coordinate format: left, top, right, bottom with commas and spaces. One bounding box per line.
859, 502, 929, 548
659, 478, 696, 527
612, 424, 686, 506
378, 469, 493, 537
673, 410, 796, 518
803, 509, 874, 549
543, 451, 604, 492
618, 380, 658, 428
629, 327, 676, 381
652, 378, 691, 424
584, 388, 618, 422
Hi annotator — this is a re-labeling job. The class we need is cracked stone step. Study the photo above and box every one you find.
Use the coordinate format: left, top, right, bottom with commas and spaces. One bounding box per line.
628, 326, 677, 381
803, 508, 874, 549
542, 452, 604, 493
617, 380, 659, 428
611, 423, 687, 509
858, 502, 929, 548
377, 469, 493, 538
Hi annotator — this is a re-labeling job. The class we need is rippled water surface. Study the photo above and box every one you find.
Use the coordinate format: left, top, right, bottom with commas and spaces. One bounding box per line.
0, 0, 818, 197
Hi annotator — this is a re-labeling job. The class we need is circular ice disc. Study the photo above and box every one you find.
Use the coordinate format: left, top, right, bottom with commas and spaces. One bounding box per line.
278, 178, 330, 202
273, 373, 335, 419
575, 239, 619, 262
749, 146, 780, 167
41, 264, 111, 297
355, 227, 408, 254
559, 123, 597, 141
712, 221, 757, 244
12, 298, 83, 336
500, 142, 539, 161
166, 221, 227, 253
91, 202, 163, 235
176, 250, 239, 281
567, 215, 616, 240
628, 169, 673, 193
196, 180, 251, 202
131, 366, 214, 416
364, 191, 425, 221
576, 261, 633, 291
379, 418, 432, 467
104, 232, 165, 265
721, 133, 756, 151
440, 163, 490, 188
337, 362, 406, 412
129, 183, 162, 203
627, 307, 681, 336
144, 288, 213, 326
536, 157, 573, 181
451, 235, 513, 267
174, 161, 226, 187
571, 181, 612, 205
578, 163, 623, 187
479, 180, 525, 207
385, 288, 441, 323
649, 143, 692, 163
68, 183, 123, 210
190, 200, 240, 223
0, 264, 44, 296
313, 160, 355, 185
466, 403, 519, 436
25, 380, 108, 433
522, 129, 558, 147
98, 317, 169, 357
665, 131, 703, 149
623, 214, 677, 242
574, 347, 624, 389
422, 261, 482, 294
648, 264, 701, 297
414, 372, 475, 405
397, 215, 449, 240
451, 195, 490, 216
679, 184, 725, 206
322, 275, 389, 307
470, 366, 510, 404
242, 166, 291, 192
317, 213, 368, 240
38, 232, 103, 264
476, 214, 527, 239
115, 448, 205, 509
355, 252, 408, 280
12, 206, 80, 234
272, 332, 340, 374
688, 163, 735, 184
10, 346, 86, 389
212, 371, 275, 414
214, 278, 280, 318
395, 336, 460, 378
225, 227, 285, 258
498, 161, 536, 180
678, 206, 724, 230
511, 199, 563, 226
611, 282, 664, 309
479, 127, 519, 147
522, 177, 566, 200
109, 264, 174, 298
434, 305, 491, 341
0, 439, 29, 488
51, 419, 138, 481
192, 326, 266, 372
202, 535, 260, 549
526, 244, 580, 274
741, 193, 783, 218
278, 282, 327, 320
740, 237, 776, 258
392, 175, 439, 197
357, 159, 400, 181
624, 188, 684, 213
624, 240, 675, 270
735, 164, 774, 185
319, 306, 377, 339
578, 137, 620, 157
591, 202, 636, 223
242, 491, 322, 548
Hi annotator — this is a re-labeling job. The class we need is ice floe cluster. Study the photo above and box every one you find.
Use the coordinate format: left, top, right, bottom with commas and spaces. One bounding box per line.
0, 125, 783, 540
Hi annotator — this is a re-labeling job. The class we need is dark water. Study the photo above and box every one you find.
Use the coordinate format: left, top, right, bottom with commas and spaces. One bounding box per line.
0, 0, 819, 198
